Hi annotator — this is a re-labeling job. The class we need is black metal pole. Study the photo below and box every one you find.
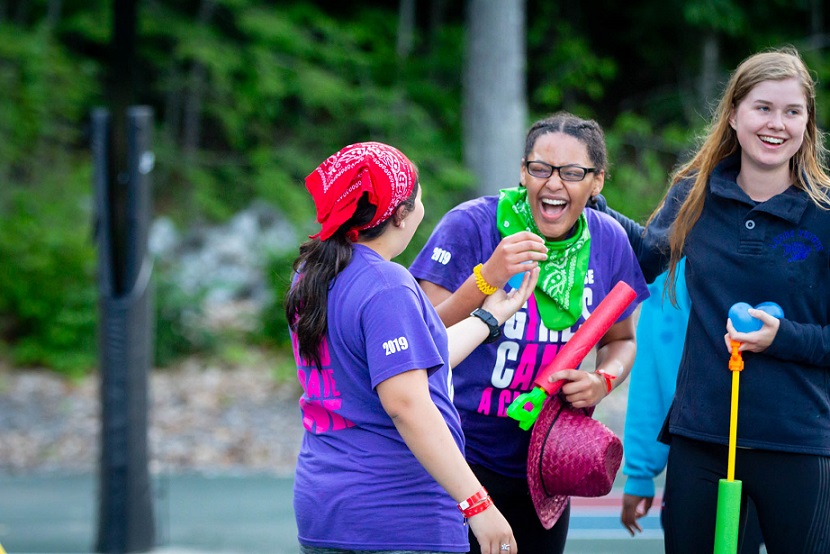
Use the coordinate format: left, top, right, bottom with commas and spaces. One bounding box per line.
109, 0, 137, 294
93, 0, 156, 551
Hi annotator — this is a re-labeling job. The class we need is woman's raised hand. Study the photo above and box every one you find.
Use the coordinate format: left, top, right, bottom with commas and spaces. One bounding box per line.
481, 266, 540, 325
480, 232, 547, 289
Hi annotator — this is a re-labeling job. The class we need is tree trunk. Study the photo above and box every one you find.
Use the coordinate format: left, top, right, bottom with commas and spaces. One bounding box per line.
428, 0, 449, 51
463, 0, 527, 196
698, 32, 719, 113
46, 0, 62, 27
809, 0, 824, 50
397, 0, 416, 60
182, 0, 217, 158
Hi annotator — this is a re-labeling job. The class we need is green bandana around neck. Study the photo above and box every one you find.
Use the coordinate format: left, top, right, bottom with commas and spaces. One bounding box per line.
496, 186, 591, 330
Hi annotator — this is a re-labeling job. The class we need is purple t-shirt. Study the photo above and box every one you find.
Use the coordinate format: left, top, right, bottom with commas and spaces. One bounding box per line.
410, 196, 649, 478
291, 244, 468, 551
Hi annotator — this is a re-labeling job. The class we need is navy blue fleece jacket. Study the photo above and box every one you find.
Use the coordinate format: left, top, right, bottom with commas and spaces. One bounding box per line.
603, 154, 830, 455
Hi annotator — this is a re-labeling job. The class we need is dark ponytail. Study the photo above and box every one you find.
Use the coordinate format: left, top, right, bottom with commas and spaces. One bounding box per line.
285, 185, 418, 369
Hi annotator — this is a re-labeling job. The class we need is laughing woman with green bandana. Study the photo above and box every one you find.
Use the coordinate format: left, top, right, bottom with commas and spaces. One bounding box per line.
410, 112, 649, 553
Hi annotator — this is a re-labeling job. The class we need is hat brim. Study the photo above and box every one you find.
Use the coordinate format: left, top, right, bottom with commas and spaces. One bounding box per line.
527, 395, 570, 530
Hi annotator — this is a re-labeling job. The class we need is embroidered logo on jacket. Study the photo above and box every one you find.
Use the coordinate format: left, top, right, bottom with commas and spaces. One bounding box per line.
770, 230, 824, 262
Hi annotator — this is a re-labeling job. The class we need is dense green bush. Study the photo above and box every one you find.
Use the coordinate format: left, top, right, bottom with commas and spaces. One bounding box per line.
0, 11, 102, 376
0, 176, 98, 376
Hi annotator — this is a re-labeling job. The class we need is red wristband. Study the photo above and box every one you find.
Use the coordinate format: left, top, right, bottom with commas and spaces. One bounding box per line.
595, 369, 616, 394
457, 487, 489, 511
460, 495, 493, 518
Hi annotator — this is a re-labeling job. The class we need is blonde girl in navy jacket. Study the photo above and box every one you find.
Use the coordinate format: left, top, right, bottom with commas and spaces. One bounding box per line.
598, 46, 830, 553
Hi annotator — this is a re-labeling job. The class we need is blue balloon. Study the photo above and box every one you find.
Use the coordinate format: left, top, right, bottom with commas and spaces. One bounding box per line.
507, 261, 533, 290
507, 271, 527, 290
755, 301, 785, 320
728, 302, 784, 333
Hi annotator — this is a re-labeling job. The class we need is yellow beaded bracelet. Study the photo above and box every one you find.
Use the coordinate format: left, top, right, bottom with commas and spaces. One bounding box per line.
473, 263, 498, 295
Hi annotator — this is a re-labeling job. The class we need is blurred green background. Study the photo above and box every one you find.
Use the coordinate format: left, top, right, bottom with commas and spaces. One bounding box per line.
0, 0, 827, 377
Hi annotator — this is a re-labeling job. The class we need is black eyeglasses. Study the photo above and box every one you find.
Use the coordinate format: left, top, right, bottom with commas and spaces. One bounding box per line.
524, 161, 596, 182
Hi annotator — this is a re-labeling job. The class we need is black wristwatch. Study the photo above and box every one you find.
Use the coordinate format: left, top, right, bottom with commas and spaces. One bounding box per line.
470, 308, 501, 344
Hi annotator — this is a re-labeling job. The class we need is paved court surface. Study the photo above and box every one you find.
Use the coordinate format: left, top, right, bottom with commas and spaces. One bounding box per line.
0, 473, 663, 554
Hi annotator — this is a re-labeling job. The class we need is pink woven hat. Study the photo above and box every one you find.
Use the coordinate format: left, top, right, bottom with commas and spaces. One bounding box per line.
527, 394, 623, 529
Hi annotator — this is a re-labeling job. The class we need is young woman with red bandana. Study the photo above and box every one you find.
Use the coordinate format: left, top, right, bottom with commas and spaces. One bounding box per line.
286, 142, 540, 554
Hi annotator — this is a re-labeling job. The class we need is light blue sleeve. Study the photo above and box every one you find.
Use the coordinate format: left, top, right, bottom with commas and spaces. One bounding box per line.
622, 258, 689, 498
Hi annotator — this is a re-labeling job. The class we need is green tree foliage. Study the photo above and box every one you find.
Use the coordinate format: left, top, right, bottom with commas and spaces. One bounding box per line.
0, 4, 102, 374
0, 0, 827, 372
142, 2, 470, 230
0, 174, 98, 375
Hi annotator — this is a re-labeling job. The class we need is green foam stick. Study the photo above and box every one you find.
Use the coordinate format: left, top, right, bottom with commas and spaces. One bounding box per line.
714, 478, 742, 554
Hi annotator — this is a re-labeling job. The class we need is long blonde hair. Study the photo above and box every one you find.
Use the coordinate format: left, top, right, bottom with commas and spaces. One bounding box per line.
651, 45, 830, 304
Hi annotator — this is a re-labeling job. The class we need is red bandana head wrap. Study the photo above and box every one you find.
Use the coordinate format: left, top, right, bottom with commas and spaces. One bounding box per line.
305, 142, 417, 241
